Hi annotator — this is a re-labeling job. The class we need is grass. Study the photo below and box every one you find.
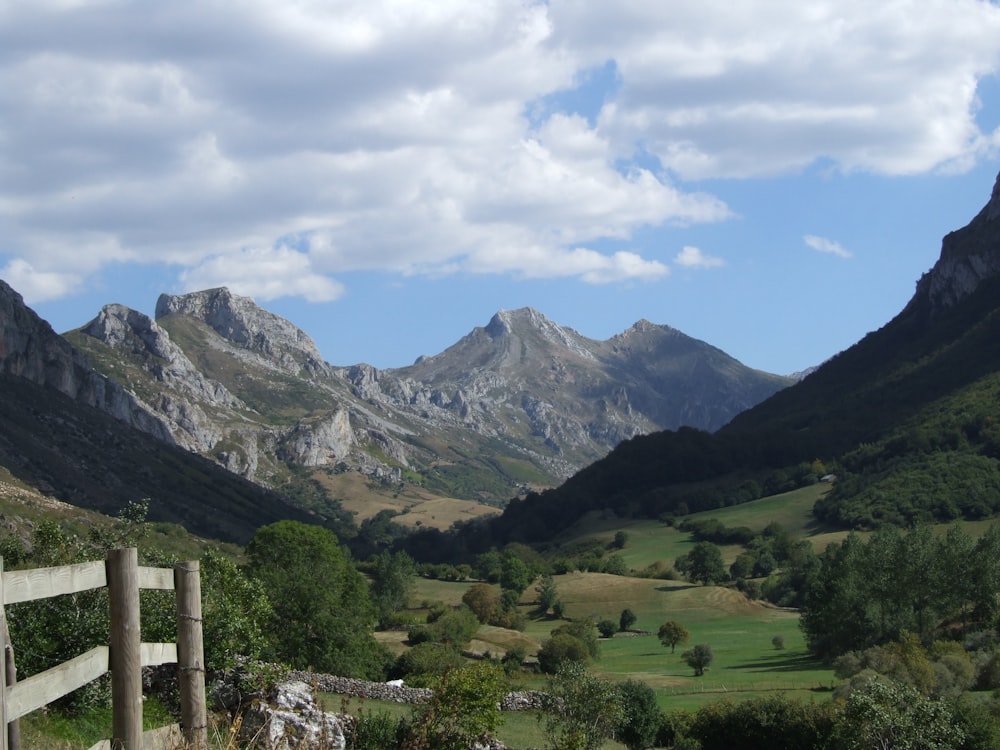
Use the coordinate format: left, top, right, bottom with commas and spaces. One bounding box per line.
18, 695, 177, 750
325, 693, 627, 750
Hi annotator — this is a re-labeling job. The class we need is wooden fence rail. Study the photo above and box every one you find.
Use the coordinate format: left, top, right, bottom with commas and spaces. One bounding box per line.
0, 548, 207, 750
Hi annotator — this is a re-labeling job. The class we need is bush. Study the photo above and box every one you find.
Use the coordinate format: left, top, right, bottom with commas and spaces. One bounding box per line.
597, 619, 619, 638
682, 644, 714, 676
351, 710, 406, 750
537, 634, 590, 674
404, 662, 508, 750
392, 643, 464, 685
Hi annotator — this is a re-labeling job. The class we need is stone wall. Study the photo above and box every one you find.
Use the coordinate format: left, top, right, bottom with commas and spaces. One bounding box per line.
285, 670, 548, 711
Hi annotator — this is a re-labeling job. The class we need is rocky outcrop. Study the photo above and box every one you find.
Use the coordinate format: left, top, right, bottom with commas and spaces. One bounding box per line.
915, 171, 1000, 312
238, 681, 349, 750
0, 281, 174, 444
156, 288, 332, 378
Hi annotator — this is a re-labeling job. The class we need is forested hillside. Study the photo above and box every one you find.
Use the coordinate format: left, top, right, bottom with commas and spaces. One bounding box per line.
460, 173, 1000, 548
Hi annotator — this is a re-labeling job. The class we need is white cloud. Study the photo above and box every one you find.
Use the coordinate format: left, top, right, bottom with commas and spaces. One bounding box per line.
553, 0, 1000, 178
0, 0, 997, 304
804, 234, 853, 259
1, 258, 82, 303
180, 246, 344, 302
674, 246, 725, 269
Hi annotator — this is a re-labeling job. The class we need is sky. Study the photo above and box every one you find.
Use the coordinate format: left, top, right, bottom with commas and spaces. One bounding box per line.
4, 1, 1000, 377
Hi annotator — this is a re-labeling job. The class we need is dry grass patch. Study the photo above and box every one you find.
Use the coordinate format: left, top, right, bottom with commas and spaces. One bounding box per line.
313, 470, 500, 530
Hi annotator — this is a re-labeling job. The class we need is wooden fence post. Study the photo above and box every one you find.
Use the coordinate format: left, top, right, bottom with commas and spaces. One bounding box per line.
3, 617, 19, 750
0, 558, 8, 750
175, 561, 207, 749
107, 548, 142, 750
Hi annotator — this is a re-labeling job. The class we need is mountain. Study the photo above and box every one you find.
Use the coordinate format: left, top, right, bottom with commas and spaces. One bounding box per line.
53, 289, 789, 519
479, 171, 1000, 543
0, 281, 322, 543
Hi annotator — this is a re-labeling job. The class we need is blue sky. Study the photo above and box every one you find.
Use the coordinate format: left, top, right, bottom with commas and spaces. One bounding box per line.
4, 1, 1000, 376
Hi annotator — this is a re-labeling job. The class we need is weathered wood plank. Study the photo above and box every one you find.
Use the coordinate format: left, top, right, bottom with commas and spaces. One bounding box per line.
137, 566, 174, 591
86, 723, 183, 750
140, 642, 177, 667
2, 561, 107, 604
6, 646, 109, 721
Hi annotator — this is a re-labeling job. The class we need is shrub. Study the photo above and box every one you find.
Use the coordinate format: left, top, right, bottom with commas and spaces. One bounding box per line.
597, 619, 619, 638
537, 634, 590, 674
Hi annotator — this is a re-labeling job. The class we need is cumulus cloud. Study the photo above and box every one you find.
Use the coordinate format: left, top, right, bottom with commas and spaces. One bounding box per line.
0, 259, 82, 303
674, 246, 725, 269
804, 235, 853, 259
0, 0, 997, 304
180, 246, 345, 302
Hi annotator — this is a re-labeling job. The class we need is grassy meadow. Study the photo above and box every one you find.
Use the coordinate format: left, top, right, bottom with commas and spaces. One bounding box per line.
381, 484, 845, 728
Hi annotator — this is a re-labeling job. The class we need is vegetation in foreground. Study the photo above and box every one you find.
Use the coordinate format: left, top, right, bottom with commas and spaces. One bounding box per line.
8, 483, 1000, 749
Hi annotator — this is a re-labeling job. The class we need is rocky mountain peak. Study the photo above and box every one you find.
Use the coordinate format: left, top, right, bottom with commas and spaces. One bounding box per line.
914, 170, 1000, 311
485, 307, 595, 360
155, 288, 329, 375
83, 304, 178, 361
0, 281, 174, 443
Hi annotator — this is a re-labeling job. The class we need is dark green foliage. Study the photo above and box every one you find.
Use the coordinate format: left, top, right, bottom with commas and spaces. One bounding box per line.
392, 642, 464, 685
350, 710, 407, 750
369, 550, 416, 626
537, 633, 590, 674
619, 608, 637, 632
540, 661, 623, 750
200, 549, 272, 671
675, 541, 727, 585
836, 679, 965, 750
615, 679, 662, 750
800, 524, 1000, 659
403, 662, 508, 750
597, 619, 618, 638
247, 520, 391, 679
499, 553, 535, 594
687, 696, 838, 750
682, 644, 714, 676
535, 573, 558, 615
553, 617, 600, 658
658, 621, 690, 653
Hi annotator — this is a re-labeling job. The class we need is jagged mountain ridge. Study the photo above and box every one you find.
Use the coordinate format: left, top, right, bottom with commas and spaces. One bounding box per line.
0, 282, 321, 542
57, 288, 790, 508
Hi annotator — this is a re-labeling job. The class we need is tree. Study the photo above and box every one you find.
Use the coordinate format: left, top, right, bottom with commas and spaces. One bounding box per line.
615, 679, 661, 750
500, 553, 535, 594
537, 633, 590, 674
247, 520, 391, 679
658, 621, 690, 653
200, 550, 273, 671
597, 619, 619, 638
541, 661, 623, 750
620, 608, 637, 633
536, 573, 559, 614
403, 661, 508, 750
370, 550, 416, 626
675, 541, 727, 585
836, 679, 965, 750
392, 642, 464, 686
612, 531, 629, 549
683, 644, 714, 676
462, 583, 501, 624
553, 617, 600, 658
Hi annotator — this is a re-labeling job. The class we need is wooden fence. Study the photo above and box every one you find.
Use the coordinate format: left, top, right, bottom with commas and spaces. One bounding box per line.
0, 547, 207, 750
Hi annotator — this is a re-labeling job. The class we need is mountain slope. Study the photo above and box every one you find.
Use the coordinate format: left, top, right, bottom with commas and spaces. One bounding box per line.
478, 171, 1000, 543
62, 290, 790, 512
0, 283, 321, 543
